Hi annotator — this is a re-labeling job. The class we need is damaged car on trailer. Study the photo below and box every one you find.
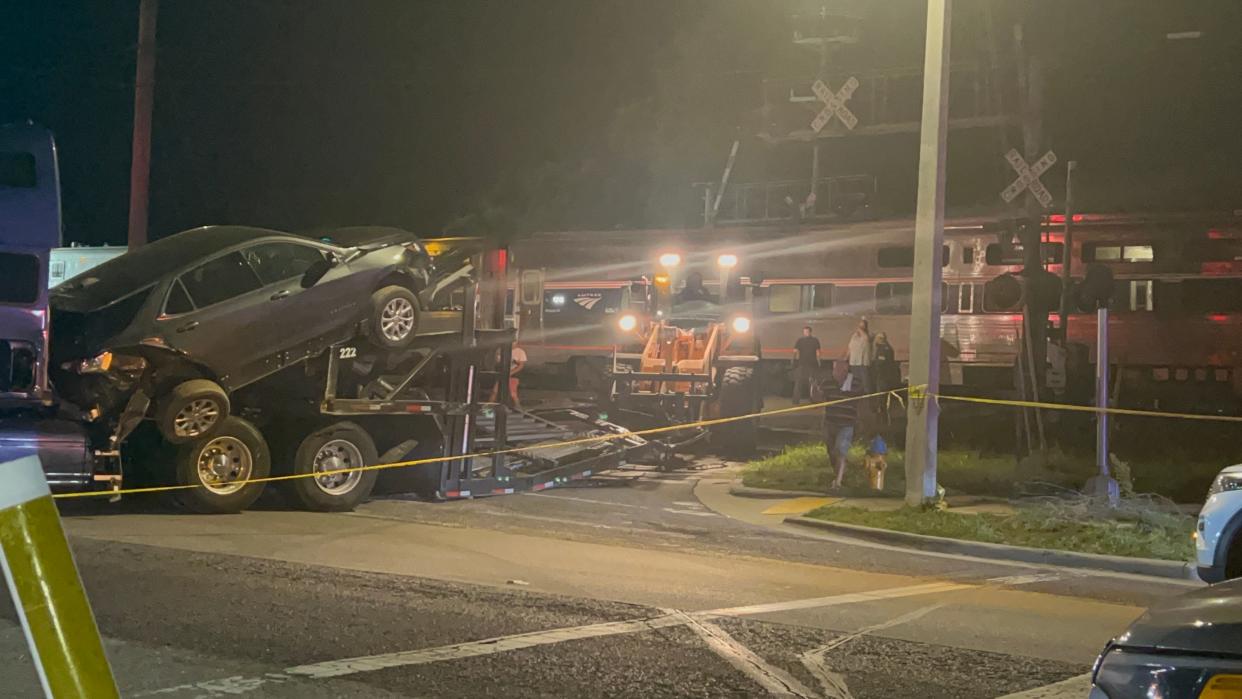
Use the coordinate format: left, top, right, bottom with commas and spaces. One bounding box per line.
49, 225, 435, 445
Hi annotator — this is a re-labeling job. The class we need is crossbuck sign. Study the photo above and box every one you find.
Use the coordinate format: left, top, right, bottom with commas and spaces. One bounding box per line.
810, 77, 859, 133
1001, 148, 1057, 209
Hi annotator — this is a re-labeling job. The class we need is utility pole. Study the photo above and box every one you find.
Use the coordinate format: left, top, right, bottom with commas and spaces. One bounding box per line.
126, 0, 159, 249
808, 29, 829, 218
1058, 161, 1077, 334
904, 0, 951, 507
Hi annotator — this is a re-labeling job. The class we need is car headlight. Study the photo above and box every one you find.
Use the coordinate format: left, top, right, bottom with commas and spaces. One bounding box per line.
1208, 473, 1242, 496
731, 316, 751, 333
618, 314, 638, 332
72, 351, 113, 374
68, 351, 147, 375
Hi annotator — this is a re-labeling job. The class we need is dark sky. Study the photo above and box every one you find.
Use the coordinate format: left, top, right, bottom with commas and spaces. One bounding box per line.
3, 1, 1241, 246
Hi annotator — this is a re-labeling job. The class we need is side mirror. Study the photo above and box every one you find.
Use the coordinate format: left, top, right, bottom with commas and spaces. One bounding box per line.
300, 257, 334, 289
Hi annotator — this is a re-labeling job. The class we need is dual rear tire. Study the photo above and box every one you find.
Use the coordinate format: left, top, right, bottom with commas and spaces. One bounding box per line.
167, 418, 377, 514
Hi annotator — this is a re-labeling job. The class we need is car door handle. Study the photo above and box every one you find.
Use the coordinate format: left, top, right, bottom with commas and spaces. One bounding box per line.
176, 321, 199, 333
269, 290, 291, 301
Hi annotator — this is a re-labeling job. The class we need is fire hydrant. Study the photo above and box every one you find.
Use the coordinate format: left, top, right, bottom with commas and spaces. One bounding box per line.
865, 435, 888, 491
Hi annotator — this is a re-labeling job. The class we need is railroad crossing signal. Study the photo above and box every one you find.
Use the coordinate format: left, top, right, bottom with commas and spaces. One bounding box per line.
810, 77, 859, 132
1000, 148, 1057, 209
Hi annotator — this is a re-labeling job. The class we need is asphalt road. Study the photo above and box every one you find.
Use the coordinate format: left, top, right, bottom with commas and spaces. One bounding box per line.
2, 459, 1197, 698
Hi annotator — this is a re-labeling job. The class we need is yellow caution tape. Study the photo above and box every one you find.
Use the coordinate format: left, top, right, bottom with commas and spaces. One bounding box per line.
932, 392, 1242, 423
53, 387, 905, 500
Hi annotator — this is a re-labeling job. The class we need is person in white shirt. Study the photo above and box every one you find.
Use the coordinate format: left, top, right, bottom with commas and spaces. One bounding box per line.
842, 318, 873, 392
508, 344, 527, 410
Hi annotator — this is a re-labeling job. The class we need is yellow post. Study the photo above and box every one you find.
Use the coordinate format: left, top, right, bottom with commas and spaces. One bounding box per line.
0, 456, 118, 698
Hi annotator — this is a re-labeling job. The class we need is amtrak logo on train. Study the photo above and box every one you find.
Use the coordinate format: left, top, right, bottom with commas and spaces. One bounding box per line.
573, 294, 603, 310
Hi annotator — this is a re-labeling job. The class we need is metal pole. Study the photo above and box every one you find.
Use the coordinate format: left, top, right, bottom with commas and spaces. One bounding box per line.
1, 456, 119, 698
904, 0, 952, 508
126, 0, 159, 249
1058, 161, 1077, 335
711, 140, 740, 224
1086, 306, 1119, 505
1095, 307, 1109, 474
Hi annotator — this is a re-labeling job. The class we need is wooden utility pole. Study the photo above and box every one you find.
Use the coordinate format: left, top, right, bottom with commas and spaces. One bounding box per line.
904, 0, 952, 507
126, 0, 159, 249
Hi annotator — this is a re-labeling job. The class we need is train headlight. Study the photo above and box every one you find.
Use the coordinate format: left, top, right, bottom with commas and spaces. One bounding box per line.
618, 314, 638, 332
658, 252, 681, 269
731, 316, 751, 334
717, 253, 738, 269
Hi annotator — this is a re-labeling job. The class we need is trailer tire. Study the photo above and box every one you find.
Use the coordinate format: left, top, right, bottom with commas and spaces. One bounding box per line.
280, 422, 378, 512
157, 379, 230, 444
713, 366, 758, 458
369, 286, 419, 349
170, 417, 269, 514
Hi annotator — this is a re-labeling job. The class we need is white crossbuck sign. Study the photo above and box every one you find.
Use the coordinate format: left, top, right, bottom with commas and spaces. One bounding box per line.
1001, 148, 1057, 208
810, 77, 859, 132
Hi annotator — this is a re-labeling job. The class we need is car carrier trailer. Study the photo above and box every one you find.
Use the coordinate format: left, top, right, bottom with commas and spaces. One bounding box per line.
1, 238, 646, 513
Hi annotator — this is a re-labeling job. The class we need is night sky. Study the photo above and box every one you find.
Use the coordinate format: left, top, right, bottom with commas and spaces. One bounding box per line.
3, 1, 1240, 246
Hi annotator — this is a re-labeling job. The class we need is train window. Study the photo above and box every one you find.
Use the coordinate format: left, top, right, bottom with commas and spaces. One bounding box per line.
958, 283, 976, 313
810, 284, 832, 309
768, 285, 801, 313
1084, 243, 1155, 263
875, 282, 913, 315
1182, 279, 1242, 313
831, 285, 875, 314
985, 242, 1064, 265
1117, 280, 1155, 312
877, 246, 949, 267
962, 247, 976, 264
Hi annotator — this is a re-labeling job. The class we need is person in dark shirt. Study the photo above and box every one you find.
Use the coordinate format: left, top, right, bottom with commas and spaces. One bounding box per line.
819, 376, 859, 490
791, 326, 821, 405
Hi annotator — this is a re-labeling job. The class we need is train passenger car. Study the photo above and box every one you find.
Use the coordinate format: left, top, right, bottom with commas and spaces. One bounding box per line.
510, 213, 1242, 408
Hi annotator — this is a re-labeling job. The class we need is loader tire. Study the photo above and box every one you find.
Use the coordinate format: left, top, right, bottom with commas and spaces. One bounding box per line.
713, 366, 759, 459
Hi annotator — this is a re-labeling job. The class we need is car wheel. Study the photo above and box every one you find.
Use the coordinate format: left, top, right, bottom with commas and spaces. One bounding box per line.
170, 417, 269, 514
279, 422, 378, 512
157, 379, 231, 444
370, 286, 419, 349
1226, 535, 1242, 581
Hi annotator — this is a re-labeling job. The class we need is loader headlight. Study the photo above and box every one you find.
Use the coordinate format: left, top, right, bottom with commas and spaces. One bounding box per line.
618, 314, 638, 332
731, 316, 751, 333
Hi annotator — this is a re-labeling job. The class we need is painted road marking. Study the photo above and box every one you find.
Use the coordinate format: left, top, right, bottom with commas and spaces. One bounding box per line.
762, 497, 839, 516
676, 610, 819, 698
707, 581, 971, 618
524, 492, 645, 510
662, 507, 720, 518
995, 673, 1093, 698
144, 579, 991, 696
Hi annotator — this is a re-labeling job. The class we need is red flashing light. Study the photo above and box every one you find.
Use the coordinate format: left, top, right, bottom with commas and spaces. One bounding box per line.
1201, 262, 1236, 275
1048, 214, 1085, 224
1207, 229, 1230, 240
1209, 314, 1230, 324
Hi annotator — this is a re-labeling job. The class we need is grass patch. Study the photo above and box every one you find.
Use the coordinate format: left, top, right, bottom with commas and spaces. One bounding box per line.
740, 443, 1090, 498
805, 502, 1195, 561
741, 441, 1224, 503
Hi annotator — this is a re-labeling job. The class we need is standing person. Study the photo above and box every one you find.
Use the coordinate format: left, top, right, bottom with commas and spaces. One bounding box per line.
488, 342, 528, 410
507, 342, 527, 410
842, 318, 873, 392
820, 370, 859, 490
791, 325, 821, 405
871, 331, 900, 423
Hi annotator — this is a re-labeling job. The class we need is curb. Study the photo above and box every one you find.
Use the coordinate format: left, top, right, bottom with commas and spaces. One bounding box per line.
728, 479, 828, 499
785, 516, 1199, 582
